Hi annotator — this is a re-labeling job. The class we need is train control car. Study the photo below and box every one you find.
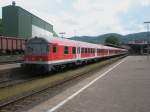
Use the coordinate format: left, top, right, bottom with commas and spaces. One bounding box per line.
23, 37, 127, 72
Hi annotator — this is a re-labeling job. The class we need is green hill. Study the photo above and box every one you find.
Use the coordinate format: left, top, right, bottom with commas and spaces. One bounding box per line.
71, 33, 123, 44
70, 32, 150, 44
123, 32, 150, 43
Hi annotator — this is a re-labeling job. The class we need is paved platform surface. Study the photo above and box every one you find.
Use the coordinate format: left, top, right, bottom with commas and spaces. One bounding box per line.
27, 56, 150, 112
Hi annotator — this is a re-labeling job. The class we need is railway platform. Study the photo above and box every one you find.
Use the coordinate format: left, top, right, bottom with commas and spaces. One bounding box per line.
0, 63, 20, 70
27, 56, 150, 112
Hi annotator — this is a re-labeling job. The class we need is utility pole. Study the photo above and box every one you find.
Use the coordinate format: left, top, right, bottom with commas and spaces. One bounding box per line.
74, 29, 77, 42
12, 1, 16, 6
59, 32, 66, 38
144, 21, 150, 60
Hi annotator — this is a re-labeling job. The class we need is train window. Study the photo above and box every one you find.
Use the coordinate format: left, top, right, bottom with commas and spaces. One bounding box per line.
40, 44, 48, 54
53, 46, 57, 53
85, 48, 87, 53
26, 43, 48, 54
72, 47, 76, 54
64, 46, 69, 54
81, 48, 84, 53
93, 49, 95, 53
46, 45, 50, 53
98, 49, 100, 53
105, 49, 108, 53
26, 46, 33, 54
100, 49, 102, 53
84, 48, 85, 53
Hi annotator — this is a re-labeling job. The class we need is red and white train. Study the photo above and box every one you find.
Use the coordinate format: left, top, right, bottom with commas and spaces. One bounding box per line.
23, 37, 127, 72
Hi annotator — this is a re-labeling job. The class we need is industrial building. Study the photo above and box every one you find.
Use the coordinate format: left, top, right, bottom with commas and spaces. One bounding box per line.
2, 3, 57, 39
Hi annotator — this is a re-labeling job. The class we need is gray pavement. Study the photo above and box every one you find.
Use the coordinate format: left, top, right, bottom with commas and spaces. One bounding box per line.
28, 56, 150, 112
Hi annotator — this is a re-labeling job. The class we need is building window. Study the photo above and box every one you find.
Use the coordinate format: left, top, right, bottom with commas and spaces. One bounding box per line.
72, 47, 76, 54
53, 46, 57, 53
64, 46, 69, 54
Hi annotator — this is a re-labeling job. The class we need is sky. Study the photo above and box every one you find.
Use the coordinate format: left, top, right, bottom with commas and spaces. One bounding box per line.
0, 0, 150, 37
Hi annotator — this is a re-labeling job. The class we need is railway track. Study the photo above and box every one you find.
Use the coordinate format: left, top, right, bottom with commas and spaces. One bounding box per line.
0, 56, 126, 112
0, 66, 22, 86
0, 65, 101, 112
0, 80, 10, 87
0, 60, 23, 65
0, 55, 23, 65
0, 66, 42, 89
0, 78, 37, 89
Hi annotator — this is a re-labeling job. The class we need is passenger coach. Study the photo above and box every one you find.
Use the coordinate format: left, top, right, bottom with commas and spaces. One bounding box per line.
23, 37, 127, 72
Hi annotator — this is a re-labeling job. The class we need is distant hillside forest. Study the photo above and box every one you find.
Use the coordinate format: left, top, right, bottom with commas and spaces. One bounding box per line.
70, 32, 150, 44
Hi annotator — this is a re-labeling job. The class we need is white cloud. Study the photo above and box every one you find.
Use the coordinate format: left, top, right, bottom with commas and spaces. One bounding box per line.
140, 0, 150, 6
55, 0, 63, 4
0, 0, 150, 37
71, 0, 132, 36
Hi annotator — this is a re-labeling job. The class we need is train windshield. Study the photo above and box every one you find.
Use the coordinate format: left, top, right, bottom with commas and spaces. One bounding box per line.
26, 43, 49, 55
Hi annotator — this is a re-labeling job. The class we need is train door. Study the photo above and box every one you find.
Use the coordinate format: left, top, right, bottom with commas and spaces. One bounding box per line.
95, 48, 97, 57
52, 44, 57, 60
77, 47, 80, 60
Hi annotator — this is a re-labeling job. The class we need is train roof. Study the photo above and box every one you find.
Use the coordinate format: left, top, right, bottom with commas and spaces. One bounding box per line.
29, 37, 127, 51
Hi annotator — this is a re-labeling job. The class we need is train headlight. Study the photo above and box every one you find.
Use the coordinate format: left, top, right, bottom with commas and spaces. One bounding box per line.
32, 58, 35, 61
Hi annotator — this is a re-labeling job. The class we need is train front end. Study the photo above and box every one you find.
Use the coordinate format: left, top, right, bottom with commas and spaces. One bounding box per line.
22, 37, 51, 72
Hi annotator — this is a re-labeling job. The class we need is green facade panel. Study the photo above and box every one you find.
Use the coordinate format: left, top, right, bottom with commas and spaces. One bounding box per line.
2, 5, 18, 37
2, 5, 54, 39
18, 8, 32, 38
32, 15, 53, 32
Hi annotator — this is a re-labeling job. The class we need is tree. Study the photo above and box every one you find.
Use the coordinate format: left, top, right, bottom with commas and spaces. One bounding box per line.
0, 19, 3, 36
105, 35, 120, 46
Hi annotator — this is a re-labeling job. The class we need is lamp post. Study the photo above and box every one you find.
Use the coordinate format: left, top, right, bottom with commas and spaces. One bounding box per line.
12, 1, 16, 6
59, 32, 66, 38
144, 21, 150, 60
